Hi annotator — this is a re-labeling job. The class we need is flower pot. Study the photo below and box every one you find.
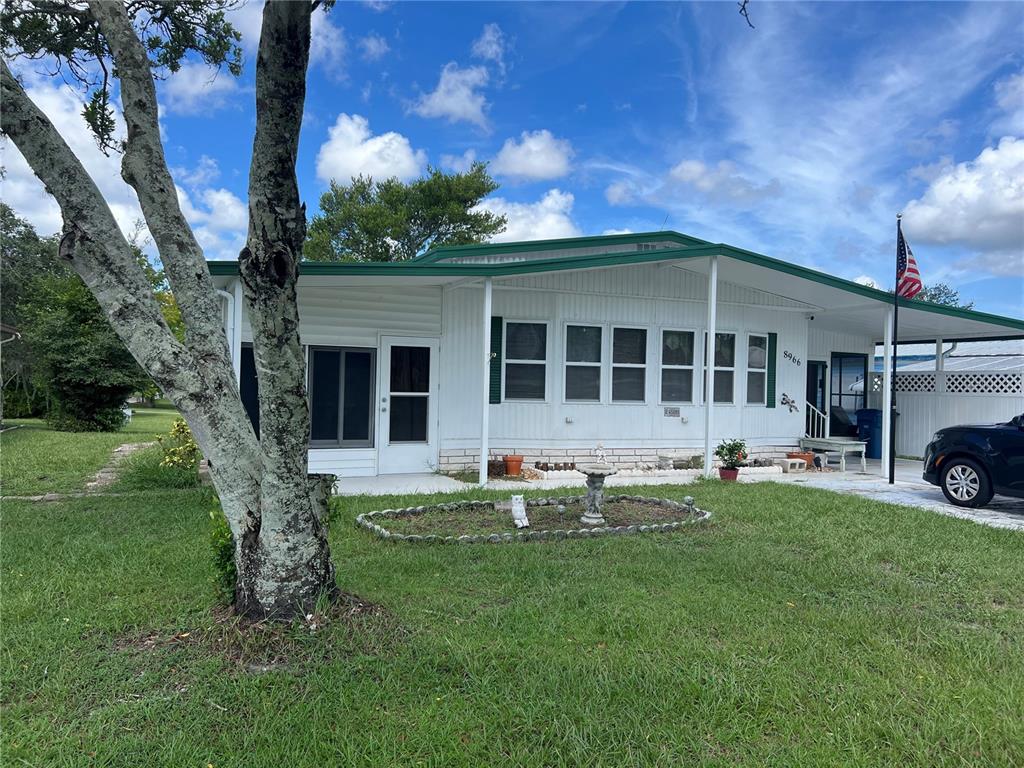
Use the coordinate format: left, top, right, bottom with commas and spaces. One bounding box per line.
718, 467, 739, 482
504, 454, 524, 476
787, 451, 815, 466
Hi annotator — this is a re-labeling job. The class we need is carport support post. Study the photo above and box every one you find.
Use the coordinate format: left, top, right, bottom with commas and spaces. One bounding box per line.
703, 255, 719, 478
881, 307, 893, 478
478, 277, 493, 485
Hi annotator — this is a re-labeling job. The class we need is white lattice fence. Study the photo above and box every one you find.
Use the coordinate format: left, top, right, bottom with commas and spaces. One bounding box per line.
895, 373, 937, 393
945, 371, 1023, 395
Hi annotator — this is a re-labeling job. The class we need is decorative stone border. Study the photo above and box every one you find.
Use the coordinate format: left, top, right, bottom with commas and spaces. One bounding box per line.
355, 494, 712, 544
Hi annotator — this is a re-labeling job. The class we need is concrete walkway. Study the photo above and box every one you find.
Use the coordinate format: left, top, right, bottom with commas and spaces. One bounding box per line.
335, 459, 1024, 532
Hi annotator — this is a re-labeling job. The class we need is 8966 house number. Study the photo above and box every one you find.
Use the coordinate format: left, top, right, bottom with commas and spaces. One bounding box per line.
783, 350, 801, 366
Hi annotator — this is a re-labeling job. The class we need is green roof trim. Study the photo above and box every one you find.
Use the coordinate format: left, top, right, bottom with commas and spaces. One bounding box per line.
207, 232, 1024, 334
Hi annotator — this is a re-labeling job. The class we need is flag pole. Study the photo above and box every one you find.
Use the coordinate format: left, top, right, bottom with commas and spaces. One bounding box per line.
888, 214, 901, 485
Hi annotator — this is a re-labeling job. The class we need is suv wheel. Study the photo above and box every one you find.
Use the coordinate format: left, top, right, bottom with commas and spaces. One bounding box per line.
940, 458, 994, 508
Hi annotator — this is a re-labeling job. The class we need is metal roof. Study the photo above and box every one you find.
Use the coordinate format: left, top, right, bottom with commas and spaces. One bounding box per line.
207, 231, 1024, 342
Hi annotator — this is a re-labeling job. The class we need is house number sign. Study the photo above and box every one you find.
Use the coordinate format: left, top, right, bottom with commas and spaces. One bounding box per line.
783, 350, 802, 366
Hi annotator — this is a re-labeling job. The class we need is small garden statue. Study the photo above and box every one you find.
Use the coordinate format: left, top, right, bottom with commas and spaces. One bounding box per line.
511, 495, 530, 528
714, 438, 747, 482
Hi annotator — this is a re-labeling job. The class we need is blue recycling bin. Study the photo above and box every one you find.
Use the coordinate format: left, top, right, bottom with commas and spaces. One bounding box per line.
856, 408, 883, 459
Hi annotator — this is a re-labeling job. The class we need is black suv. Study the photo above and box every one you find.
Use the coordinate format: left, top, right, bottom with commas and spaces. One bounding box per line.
923, 414, 1024, 508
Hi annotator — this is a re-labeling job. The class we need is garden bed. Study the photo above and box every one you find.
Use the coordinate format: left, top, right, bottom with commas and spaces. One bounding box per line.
356, 494, 710, 543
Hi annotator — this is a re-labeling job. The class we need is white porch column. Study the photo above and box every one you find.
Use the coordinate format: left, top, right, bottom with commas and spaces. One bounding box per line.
935, 338, 944, 371
479, 277, 493, 485
231, 278, 243, 383
703, 256, 719, 478
880, 307, 894, 478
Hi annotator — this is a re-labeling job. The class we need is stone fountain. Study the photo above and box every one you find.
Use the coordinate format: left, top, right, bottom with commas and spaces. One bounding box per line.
578, 445, 618, 526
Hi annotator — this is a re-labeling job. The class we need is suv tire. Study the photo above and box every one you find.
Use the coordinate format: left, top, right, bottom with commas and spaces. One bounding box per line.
940, 457, 994, 508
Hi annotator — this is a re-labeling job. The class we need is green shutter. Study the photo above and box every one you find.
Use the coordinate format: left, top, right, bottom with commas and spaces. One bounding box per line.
765, 332, 778, 408
489, 316, 503, 404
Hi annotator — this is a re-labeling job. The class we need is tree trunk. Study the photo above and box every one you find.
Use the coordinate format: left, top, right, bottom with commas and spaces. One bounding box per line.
1, 2, 339, 622
231, 1, 337, 620
233, 473, 336, 618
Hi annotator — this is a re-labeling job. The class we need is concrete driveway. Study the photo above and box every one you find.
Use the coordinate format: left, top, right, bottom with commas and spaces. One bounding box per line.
778, 459, 1024, 532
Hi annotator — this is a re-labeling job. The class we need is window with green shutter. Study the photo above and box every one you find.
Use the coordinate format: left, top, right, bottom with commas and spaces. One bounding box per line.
765, 332, 778, 408
489, 316, 503, 404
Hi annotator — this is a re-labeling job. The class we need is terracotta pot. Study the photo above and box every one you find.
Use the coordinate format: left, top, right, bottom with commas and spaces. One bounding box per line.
787, 451, 815, 466
718, 467, 740, 482
504, 454, 524, 476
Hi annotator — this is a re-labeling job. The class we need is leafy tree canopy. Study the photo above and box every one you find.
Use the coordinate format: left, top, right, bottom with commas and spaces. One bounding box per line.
915, 282, 974, 310
0, 0, 242, 150
305, 162, 507, 262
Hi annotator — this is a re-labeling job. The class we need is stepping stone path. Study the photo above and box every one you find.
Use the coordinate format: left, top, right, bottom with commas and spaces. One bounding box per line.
4, 441, 155, 501
84, 442, 155, 491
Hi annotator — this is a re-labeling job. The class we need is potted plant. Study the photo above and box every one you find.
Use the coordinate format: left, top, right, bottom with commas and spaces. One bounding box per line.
503, 453, 524, 476
714, 439, 747, 481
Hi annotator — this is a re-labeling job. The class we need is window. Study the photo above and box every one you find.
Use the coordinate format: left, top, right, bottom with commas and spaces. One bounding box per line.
703, 332, 736, 404
612, 327, 646, 402
388, 345, 430, 443
504, 322, 547, 399
746, 334, 768, 405
308, 346, 376, 447
565, 325, 602, 401
661, 330, 695, 403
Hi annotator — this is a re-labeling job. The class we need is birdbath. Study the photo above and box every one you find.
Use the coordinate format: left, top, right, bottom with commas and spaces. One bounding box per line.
578, 463, 618, 525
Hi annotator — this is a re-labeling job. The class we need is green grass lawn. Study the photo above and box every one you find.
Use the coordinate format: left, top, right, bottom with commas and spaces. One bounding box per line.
2, 460, 1022, 766
0, 408, 181, 496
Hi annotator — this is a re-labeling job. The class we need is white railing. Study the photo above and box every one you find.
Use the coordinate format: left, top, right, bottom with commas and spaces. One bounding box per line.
805, 403, 827, 438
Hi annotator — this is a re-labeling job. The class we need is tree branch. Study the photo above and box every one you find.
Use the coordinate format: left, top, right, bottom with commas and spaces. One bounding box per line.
240, 0, 316, 530
1, 57, 261, 537
87, 0, 235, 369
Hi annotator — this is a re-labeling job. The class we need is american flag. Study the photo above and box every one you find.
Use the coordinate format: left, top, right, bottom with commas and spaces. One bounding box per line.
896, 220, 923, 299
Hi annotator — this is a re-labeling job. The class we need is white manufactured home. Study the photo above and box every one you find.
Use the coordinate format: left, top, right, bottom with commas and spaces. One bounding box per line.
210, 231, 1024, 481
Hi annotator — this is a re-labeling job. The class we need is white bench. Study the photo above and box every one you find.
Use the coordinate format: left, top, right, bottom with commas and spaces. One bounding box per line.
799, 438, 868, 473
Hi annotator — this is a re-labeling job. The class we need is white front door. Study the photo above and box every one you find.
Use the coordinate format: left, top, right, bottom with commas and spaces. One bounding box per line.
377, 336, 440, 474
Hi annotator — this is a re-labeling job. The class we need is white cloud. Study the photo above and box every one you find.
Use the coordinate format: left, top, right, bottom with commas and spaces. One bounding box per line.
362, 0, 391, 11
440, 149, 477, 173
176, 186, 248, 260
902, 136, 1024, 253
475, 189, 581, 242
228, 0, 265, 52
602, 228, 633, 235
472, 23, 507, 76
172, 155, 220, 187
668, 159, 781, 204
491, 129, 574, 181
315, 113, 426, 183
0, 73, 142, 239
853, 275, 881, 289
410, 63, 489, 129
228, 2, 346, 81
358, 34, 390, 61
604, 180, 636, 206
162, 61, 241, 115
991, 71, 1024, 137
310, 12, 346, 80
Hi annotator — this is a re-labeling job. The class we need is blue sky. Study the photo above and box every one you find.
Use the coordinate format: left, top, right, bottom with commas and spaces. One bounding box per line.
3, 1, 1023, 317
